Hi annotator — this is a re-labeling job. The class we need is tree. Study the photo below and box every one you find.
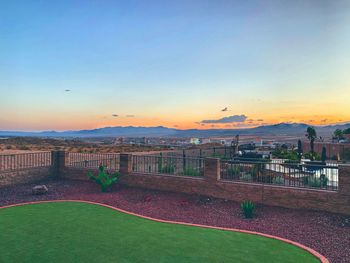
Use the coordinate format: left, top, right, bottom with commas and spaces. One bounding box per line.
343, 128, 350, 134
321, 146, 327, 164
297, 139, 303, 160
305, 127, 317, 154
334, 129, 343, 142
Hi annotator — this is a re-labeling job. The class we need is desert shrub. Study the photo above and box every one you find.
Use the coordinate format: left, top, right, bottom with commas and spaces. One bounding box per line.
241, 200, 255, 219
240, 173, 252, 181
87, 165, 120, 192
183, 166, 201, 176
303, 175, 328, 188
227, 165, 242, 177
272, 176, 285, 185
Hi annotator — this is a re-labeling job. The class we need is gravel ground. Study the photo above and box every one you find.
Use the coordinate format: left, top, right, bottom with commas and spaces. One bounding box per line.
1, 178, 349, 263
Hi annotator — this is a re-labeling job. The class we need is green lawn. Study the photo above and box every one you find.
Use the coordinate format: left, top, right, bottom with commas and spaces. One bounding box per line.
0, 202, 319, 263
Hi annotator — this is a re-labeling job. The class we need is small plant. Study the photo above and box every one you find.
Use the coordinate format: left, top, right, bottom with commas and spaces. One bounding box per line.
241, 200, 255, 219
272, 176, 285, 185
240, 173, 252, 181
320, 174, 328, 187
227, 165, 242, 176
304, 175, 328, 188
87, 165, 120, 192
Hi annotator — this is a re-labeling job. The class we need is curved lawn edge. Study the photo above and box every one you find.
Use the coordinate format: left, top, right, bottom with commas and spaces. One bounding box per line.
1, 200, 329, 263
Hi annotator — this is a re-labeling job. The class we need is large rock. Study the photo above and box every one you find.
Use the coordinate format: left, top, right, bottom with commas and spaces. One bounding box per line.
32, 185, 48, 195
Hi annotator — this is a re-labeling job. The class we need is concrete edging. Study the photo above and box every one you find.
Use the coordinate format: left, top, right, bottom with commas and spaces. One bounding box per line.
0, 200, 329, 263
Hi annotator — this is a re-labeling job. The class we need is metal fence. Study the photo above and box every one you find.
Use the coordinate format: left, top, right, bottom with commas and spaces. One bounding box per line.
0, 152, 52, 172
67, 153, 120, 171
132, 155, 204, 177
220, 160, 338, 191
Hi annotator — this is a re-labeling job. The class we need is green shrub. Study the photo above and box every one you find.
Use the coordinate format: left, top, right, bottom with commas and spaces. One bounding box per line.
272, 176, 285, 185
87, 165, 120, 192
241, 200, 255, 219
159, 164, 175, 174
240, 173, 252, 181
303, 175, 328, 188
183, 166, 201, 176
227, 165, 242, 176
304, 152, 321, 161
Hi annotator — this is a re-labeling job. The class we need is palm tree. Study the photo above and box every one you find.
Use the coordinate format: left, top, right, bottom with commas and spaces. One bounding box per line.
305, 127, 317, 154
334, 129, 343, 142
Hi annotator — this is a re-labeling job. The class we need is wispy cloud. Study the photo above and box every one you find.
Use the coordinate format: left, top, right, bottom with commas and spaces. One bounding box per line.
126, 115, 135, 117
200, 114, 247, 124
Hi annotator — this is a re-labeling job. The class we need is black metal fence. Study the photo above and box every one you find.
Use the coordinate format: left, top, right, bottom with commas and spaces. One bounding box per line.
0, 152, 52, 172
147, 147, 233, 159
132, 155, 204, 177
67, 153, 120, 171
220, 160, 338, 191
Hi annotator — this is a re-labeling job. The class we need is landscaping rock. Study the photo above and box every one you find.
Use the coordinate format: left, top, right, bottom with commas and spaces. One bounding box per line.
32, 185, 48, 195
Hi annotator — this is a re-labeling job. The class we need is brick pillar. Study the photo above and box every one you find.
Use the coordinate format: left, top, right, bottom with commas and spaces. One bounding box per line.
339, 165, 350, 196
120, 153, 132, 175
51, 151, 66, 178
204, 157, 220, 182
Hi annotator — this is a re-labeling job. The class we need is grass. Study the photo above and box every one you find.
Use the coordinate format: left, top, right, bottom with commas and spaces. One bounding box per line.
0, 202, 319, 263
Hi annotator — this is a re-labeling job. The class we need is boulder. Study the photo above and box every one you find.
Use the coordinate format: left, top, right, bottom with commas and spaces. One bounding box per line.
32, 185, 48, 195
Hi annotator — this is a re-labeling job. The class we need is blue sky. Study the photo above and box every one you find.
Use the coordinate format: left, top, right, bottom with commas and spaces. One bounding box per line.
1, 0, 349, 131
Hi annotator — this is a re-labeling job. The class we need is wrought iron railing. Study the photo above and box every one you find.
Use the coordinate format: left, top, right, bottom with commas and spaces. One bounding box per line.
0, 152, 52, 172
132, 155, 204, 177
67, 153, 120, 171
220, 160, 338, 191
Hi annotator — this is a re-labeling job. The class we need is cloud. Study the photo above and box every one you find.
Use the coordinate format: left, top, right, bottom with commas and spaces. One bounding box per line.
257, 119, 264, 121
200, 114, 247, 124
112, 114, 119, 117
126, 115, 135, 117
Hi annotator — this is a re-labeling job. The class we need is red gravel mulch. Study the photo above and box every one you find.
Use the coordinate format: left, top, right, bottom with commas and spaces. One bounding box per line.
1, 178, 349, 263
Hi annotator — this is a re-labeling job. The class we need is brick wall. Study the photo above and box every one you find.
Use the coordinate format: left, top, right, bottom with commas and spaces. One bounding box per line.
0, 167, 52, 187
2, 151, 349, 215
60, 152, 350, 215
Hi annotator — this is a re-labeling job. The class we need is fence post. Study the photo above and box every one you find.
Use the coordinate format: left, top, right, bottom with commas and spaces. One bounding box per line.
120, 153, 132, 175
339, 165, 350, 195
204, 157, 220, 183
51, 150, 66, 178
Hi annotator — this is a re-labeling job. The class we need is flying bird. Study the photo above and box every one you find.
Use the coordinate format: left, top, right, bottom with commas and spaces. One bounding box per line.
65, 89, 71, 92
112, 114, 118, 117
221, 107, 228, 112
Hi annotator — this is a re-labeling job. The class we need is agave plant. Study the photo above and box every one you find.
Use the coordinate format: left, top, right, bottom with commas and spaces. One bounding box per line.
87, 165, 120, 192
240, 200, 255, 219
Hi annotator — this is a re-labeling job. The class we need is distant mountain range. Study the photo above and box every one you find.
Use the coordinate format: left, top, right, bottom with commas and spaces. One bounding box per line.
0, 123, 349, 138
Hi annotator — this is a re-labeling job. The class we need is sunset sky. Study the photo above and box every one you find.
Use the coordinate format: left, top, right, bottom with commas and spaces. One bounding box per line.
1, 0, 350, 131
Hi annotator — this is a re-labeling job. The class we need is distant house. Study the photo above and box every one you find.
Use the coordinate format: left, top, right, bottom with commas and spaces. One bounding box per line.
190, 138, 200, 145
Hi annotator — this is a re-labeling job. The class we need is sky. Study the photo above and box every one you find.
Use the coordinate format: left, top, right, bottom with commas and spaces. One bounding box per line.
1, 0, 350, 131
